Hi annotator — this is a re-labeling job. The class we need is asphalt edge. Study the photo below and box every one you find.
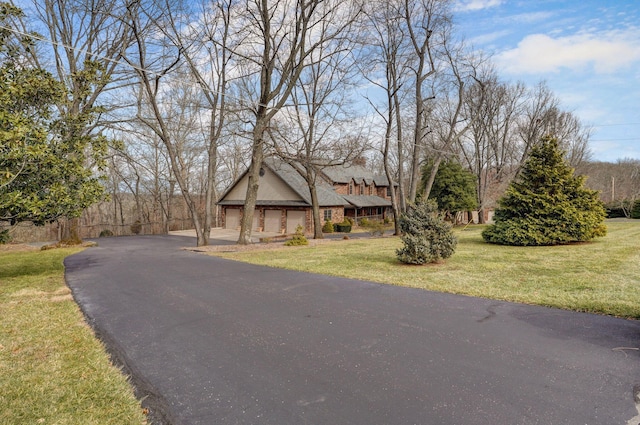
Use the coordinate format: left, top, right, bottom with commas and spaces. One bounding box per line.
63, 253, 176, 425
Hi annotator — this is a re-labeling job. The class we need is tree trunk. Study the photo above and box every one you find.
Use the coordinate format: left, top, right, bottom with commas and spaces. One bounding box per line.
423, 155, 442, 200
238, 119, 267, 245
310, 184, 323, 239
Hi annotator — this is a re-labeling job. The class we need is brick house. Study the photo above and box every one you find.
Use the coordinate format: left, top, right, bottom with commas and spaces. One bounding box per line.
217, 158, 395, 234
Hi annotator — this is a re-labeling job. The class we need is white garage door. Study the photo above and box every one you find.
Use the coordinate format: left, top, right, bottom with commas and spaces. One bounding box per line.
264, 210, 282, 233
286, 210, 306, 234
253, 213, 260, 231
225, 208, 240, 229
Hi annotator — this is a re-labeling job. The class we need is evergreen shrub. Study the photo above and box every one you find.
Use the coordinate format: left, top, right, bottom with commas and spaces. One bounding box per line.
0, 229, 11, 244
632, 200, 640, 219
322, 219, 334, 233
396, 199, 457, 265
285, 225, 308, 246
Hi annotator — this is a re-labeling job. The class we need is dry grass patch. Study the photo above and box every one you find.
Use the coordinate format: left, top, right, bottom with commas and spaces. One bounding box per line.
211, 221, 640, 319
0, 247, 147, 425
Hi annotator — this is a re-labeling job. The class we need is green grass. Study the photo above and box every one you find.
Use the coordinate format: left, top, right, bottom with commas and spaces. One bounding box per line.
214, 221, 640, 319
0, 247, 147, 425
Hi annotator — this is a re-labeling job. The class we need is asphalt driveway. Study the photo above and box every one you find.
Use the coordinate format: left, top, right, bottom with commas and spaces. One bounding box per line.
64, 235, 640, 425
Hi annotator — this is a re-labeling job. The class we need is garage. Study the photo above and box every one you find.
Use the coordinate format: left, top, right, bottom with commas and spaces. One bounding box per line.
225, 208, 240, 229
264, 210, 282, 233
252, 213, 260, 231
286, 210, 306, 234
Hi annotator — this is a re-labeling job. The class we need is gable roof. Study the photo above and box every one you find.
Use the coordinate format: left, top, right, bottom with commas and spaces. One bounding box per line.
264, 159, 348, 207
217, 157, 348, 207
218, 157, 395, 209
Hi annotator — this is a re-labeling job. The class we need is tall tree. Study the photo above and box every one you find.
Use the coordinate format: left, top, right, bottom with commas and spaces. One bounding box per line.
458, 72, 526, 223
403, 0, 451, 203
421, 159, 476, 224
124, 1, 225, 246
14, 0, 135, 240
160, 0, 235, 244
236, 0, 361, 244
362, 0, 407, 235
419, 34, 475, 200
269, 7, 365, 239
0, 3, 107, 231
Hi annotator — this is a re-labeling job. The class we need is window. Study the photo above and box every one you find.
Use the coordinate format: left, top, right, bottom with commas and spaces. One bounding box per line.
386, 186, 391, 197
349, 182, 354, 195
324, 209, 332, 221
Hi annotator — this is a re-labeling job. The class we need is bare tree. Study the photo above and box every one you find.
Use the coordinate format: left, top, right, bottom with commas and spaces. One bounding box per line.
269, 11, 366, 239
362, 0, 407, 234
159, 0, 237, 244
124, 1, 213, 244
403, 0, 452, 203
235, 0, 362, 244
516, 81, 593, 175
458, 71, 526, 222
421, 41, 475, 201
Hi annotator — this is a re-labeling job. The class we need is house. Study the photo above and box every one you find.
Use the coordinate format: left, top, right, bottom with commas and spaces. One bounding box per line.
217, 158, 395, 234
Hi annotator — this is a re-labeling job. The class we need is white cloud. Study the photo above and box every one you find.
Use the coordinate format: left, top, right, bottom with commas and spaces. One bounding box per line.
496, 31, 640, 75
454, 0, 503, 12
505, 11, 555, 24
468, 29, 511, 46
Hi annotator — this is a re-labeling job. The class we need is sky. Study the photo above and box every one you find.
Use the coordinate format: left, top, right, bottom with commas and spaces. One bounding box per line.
454, 0, 640, 163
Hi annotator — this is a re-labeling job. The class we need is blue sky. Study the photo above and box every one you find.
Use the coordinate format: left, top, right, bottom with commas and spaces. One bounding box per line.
454, 0, 640, 162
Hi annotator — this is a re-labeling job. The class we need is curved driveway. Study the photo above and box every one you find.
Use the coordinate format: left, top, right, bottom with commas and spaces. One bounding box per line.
65, 235, 640, 425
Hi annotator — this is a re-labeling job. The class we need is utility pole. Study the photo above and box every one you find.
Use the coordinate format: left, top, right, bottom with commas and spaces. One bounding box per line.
611, 176, 615, 202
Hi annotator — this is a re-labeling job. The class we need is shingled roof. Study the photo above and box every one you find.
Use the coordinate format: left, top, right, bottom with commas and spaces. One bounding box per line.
320, 163, 391, 187
263, 158, 348, 207
342, 195, 392, 208
218, 157, 393, 208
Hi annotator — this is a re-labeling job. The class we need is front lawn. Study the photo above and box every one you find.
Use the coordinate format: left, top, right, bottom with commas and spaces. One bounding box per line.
0, 246, 147, 425
213, 221, 640, 319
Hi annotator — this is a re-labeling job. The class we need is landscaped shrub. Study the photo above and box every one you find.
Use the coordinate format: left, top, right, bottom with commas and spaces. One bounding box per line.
284, 225, 308, 246
605, 199, 636, 219
99, 229, 114, 237
334, 220, 352, 233
605, 204, 626, 218
632, 200, 640, 219
130, 220, 142, 235
0, 229, 11, 244
396, 199, 457, 265
482, 136, 607, 246
366, 220, 387, 236
322, 219, 334, 233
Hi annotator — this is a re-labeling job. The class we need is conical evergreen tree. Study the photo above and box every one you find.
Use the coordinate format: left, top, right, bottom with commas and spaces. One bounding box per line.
482, 136, 606, 246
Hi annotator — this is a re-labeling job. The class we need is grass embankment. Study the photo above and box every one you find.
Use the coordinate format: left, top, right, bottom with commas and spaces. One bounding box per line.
0, 247, 147, 425
215, 221, 640, 319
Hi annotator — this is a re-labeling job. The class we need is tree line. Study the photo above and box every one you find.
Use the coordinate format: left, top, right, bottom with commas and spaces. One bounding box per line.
1, 0, 636, 246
